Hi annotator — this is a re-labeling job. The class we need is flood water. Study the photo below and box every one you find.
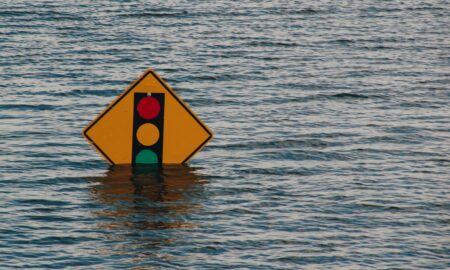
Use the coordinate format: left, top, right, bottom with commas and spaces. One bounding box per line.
1, 1, 449, 269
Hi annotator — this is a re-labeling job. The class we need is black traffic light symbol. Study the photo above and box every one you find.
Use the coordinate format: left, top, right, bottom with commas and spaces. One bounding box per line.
132, 92, 165, 165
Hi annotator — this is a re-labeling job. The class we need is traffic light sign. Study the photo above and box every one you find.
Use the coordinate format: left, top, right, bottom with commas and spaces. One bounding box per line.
132, 93, 165, 165
82, 69, 213, 165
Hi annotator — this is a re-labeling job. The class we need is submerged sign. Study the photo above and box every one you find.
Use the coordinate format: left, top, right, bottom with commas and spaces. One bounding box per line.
83, 69, 213, 165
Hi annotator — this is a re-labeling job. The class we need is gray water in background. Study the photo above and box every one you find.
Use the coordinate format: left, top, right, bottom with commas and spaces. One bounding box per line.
1, 1, 449, 269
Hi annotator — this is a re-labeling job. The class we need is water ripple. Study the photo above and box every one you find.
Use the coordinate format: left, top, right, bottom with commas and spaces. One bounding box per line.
1, 0, 449, 269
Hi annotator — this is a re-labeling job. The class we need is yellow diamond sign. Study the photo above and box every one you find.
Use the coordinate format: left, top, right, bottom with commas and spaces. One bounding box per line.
83, 69, 213, 165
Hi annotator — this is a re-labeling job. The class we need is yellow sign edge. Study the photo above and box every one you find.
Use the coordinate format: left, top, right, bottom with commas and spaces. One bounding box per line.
82, 69, 213, 165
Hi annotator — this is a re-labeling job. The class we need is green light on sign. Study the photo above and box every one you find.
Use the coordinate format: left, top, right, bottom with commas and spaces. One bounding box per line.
135, 150, 159, 164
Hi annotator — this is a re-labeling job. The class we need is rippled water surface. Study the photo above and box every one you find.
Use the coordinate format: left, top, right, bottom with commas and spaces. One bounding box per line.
1, 1, 449, 269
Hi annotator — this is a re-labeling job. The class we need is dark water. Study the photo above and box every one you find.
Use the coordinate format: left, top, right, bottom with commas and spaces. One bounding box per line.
1, 1, 449, 269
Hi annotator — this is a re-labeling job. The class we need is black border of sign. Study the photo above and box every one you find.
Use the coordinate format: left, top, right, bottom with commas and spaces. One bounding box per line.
83, 69, 213, 165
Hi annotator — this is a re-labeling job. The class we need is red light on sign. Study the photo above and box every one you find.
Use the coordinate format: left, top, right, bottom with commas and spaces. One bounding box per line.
137, 96, 160, 120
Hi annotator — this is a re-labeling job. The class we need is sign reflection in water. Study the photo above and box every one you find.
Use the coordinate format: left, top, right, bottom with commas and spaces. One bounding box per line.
90, 165, 206, 233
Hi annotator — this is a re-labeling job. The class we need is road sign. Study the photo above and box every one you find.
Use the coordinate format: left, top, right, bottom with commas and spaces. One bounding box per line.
83, 69, 213, 165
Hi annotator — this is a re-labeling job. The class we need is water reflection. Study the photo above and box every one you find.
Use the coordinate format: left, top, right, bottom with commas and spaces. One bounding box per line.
90, 165, 206, 231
